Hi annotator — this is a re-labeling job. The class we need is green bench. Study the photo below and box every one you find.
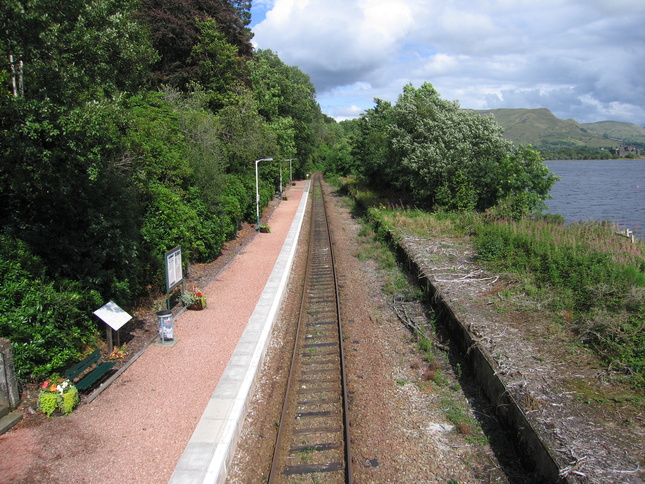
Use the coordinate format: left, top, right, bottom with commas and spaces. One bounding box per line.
64, 349, 115, 391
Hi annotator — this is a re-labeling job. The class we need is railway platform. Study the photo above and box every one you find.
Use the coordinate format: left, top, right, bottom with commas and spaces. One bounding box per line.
169, 180, 310, 484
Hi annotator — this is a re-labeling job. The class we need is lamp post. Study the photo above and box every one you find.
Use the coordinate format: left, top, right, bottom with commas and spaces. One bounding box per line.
286, 158, 296, 185
279, 163, 283, 199
255, 158, 273, 229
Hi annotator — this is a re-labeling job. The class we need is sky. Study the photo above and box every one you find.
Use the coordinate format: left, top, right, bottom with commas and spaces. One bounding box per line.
250, 0, 645, 125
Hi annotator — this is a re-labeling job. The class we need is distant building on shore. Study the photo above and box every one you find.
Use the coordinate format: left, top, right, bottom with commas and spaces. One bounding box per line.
612, 142, 641, 157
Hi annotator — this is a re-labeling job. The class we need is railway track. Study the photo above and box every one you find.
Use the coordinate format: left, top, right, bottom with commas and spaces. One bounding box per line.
269, 174, 352, 483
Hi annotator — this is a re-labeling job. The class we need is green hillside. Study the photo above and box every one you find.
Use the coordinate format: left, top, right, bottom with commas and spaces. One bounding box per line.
582, 120, 645, 146
474, 108, 645, 151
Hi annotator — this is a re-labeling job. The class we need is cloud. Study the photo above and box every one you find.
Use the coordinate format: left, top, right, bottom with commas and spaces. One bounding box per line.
252, 0, 645, 124
253, 0, 414, 91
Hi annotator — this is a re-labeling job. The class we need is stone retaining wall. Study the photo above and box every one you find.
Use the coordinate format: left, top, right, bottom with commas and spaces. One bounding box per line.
0, 338, 20, 409
384, 233, 569, 483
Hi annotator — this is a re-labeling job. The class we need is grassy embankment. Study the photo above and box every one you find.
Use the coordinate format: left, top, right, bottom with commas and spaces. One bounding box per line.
338, 177, 645, 392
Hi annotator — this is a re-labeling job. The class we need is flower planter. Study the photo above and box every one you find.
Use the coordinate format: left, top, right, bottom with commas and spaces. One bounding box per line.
188, 297, 207, 310
38, 379, 79, 417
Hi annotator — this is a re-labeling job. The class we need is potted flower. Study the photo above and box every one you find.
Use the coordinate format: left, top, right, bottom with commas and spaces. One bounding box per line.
181, 287, 207, 310
38, 378, 79, 417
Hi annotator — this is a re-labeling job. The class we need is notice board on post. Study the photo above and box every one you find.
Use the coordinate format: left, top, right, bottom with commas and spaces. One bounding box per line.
165, 246, 183, 293
93, 301, 132, 353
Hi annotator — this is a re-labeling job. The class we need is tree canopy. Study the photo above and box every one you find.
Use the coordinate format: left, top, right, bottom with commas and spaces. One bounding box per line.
343, 82, 558, 215
0, 0, 323, 379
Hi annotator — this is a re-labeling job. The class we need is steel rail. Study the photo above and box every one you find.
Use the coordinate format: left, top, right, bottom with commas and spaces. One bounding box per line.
268, 174, 352, 483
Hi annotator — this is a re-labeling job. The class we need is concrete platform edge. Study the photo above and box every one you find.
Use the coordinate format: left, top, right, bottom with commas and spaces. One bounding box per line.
169, 181, 310, 484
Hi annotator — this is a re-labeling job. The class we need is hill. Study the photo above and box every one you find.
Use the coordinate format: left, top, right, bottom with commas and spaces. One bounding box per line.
581, 120, 645, 146
474, 108, 645, 151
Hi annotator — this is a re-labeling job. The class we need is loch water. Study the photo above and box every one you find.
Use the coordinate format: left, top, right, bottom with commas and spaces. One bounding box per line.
543, 159, 645, 237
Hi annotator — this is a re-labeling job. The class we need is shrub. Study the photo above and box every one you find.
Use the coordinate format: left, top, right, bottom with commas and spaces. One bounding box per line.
0, 236, 101, 380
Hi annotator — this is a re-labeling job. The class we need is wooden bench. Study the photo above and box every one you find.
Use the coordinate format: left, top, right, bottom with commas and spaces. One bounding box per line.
64, 350, 115, 391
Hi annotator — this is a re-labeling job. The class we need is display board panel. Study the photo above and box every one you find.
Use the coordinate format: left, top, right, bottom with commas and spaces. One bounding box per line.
165, 246, 183, 292
93, 301, 132, 331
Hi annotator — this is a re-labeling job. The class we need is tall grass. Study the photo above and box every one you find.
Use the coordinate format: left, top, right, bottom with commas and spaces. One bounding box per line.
476, 219, 645, 308
476, 218, 645, 388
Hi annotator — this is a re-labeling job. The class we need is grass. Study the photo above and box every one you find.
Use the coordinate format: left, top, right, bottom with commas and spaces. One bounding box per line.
472, 217, 645, 388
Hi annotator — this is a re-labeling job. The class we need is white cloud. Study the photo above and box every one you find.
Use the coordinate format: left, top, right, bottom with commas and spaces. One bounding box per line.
252, 0, 645, 124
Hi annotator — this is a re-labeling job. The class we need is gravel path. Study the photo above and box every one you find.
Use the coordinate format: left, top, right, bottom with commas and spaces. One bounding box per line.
0, 182, 306, 484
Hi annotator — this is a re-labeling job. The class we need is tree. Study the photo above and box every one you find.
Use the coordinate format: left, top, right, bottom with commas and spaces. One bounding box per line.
351, 99, 394, 183
191, 18, 245, 111
1, 98, 144, 302
138, 0, 253, 89
354, 82, 558, 214
1, 0, 157, 103
248, 49, 323, 173
317, 118, 356, 176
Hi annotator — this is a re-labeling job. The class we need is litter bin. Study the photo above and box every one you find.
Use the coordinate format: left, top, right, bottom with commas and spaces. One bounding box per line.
157, 310, 174, 341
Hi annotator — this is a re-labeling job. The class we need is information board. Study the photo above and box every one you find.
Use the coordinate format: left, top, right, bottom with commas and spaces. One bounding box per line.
93, 301, 132, 331
165, 246, 183, 293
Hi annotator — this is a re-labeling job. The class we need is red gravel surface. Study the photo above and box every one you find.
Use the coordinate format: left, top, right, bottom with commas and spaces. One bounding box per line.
0, 182, 306, 483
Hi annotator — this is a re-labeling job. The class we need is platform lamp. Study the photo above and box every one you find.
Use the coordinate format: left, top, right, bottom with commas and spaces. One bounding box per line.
286, 158, 296, 184
255, 157, 273, 229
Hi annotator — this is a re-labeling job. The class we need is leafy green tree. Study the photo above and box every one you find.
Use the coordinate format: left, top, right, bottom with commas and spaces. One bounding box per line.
191, 18, 246, 111
355, 83, 558, 215
123, 92, 228, 281
387, 83, 511, 209
215, 91, 278, 175
1, 0, 157, 103
248, 49, 323, 173
161, 87, 228, 211
214, 92, 280, 219
351, 99, 394, 184
1, 0, 157, 301
317, 117, 356, 176
138, 0, 253, 89
1, 99, 144, 302
487, 146, 560, 218
124, 91, 191, 189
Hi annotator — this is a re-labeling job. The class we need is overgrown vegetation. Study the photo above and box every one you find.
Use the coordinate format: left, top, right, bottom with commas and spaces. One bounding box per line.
0, 236, 101, 379
473, 218, 645, 388
1, 0, 323, 380
362, 202, 645, 390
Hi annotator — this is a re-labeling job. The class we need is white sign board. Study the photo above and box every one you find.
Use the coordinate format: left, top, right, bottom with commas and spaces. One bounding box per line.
165, 246, 183, 292
93, 301, 132, 331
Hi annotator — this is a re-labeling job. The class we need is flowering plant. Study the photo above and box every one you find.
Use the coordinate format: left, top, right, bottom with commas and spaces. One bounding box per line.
109, 344, 128, 359
38, 378, 79, 417
181, 286, 207, 309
